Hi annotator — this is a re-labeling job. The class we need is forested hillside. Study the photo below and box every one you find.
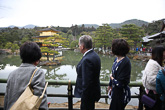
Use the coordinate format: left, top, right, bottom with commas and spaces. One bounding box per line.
109, 19, 148, 28
0, 18, 164, 54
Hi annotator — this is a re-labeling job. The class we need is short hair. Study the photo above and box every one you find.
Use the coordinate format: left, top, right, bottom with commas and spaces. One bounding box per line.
152, 45, 165, 66
79, 35, 92, 49
111, 39, 130, 56
20, 42, 42, 63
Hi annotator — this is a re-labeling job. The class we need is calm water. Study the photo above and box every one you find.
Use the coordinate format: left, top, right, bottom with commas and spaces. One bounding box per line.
0, 50, 146, 106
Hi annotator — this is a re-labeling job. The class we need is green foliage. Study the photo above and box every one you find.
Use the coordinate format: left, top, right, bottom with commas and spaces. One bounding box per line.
20, 36, 30, 44
70, 40, 78, 49
144, 20, 162, 35
41, 34, 69, 61
120, 24, 145, 48
4, 42, 19, 53
5, 42, 13, 49
41, 47, 58, 54
94, 24, 114, 49
109, 19, 148, 29
71, 24, 96, 37
0, 27, 38, 48
0, 19, 163, 51
11, 44, 19, 53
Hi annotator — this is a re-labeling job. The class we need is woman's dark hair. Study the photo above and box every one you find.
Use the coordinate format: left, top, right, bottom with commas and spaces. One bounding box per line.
111, 39, 130, 56
20, 42, 42, 63
152, 45, 165, 66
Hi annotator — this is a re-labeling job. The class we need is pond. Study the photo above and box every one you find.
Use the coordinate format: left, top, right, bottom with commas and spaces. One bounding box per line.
0, 50, 146, 106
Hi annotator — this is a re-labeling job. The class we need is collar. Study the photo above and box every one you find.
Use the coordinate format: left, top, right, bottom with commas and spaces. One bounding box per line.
83, 48, 93, 56
20, 63, 36, 67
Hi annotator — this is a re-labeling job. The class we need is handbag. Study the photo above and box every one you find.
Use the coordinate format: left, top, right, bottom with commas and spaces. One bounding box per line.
141, 94, 156, 108
10, 68, 48, 110
141, 70, 156, 108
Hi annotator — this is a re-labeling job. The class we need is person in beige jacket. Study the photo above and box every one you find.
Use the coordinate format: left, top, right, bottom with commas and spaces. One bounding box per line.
142, 45, 165, 110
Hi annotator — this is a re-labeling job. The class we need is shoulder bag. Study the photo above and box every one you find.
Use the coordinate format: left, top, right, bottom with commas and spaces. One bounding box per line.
141, 71, 156, 108
10, 68, 48, 110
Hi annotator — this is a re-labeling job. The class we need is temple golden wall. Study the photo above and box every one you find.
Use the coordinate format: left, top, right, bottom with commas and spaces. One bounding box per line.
40, 31, 57, 36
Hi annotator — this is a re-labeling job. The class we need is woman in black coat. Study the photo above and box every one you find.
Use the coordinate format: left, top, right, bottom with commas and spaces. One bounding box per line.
108, 39, 131, 110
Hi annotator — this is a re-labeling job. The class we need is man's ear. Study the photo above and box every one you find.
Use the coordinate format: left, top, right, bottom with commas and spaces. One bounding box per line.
82, 44, 85, 50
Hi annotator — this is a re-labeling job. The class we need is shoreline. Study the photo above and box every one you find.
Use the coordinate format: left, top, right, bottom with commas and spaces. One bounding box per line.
0, 96, 138, 109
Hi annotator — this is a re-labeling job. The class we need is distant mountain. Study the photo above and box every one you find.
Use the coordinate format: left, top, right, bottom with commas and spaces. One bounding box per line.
8, 25, 17, 28
5, 19, 149, 29
109, 19, 149, 28
79, 24, 99, 29
81, 19, 149, 29
23, 24, 37, 29
8, 24, 37, 29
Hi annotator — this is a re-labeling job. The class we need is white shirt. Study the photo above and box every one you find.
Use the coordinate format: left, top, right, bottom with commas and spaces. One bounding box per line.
83, 48, 93, 56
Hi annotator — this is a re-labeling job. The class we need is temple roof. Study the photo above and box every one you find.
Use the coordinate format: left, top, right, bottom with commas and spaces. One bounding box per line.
38, 28, 60, 32
143, 19, 165, 40
148, 31, 165, 39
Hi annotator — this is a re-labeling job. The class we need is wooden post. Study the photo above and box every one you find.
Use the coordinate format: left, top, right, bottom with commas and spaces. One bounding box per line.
138, 86, 144, 110
68, 80, 73, 110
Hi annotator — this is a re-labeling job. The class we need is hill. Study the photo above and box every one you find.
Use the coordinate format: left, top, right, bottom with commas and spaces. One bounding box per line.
109, 19, 149, 28
7, 24, 37, 29
23, 24, 37, 29
5, 19, 149, 29
81, 19, 149, 29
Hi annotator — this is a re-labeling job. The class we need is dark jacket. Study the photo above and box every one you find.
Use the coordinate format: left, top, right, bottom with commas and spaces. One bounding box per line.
109, 56, 131, 110
4, 63, 48, 110
156, 69, 165, 101
112, 56, 131, 86
74, 50, 101, 101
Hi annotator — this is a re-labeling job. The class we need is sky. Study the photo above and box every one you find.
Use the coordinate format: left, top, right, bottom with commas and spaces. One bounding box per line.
0, 0, 165, 27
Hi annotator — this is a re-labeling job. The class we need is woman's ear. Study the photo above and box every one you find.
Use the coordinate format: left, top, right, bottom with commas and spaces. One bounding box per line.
33, 60, 39, 66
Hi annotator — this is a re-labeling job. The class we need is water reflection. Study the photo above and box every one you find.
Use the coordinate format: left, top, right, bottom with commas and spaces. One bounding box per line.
0, 50, 147, 105
0, 50, 147, 88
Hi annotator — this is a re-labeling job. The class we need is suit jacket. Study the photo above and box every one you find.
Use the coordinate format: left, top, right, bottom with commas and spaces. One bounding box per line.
4, 63, 48, 110
74, 50, 101, 101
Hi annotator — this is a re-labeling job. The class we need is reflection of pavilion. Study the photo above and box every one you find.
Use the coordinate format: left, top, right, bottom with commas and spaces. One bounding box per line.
143, 19, 165, 44
41, 66, 67, 81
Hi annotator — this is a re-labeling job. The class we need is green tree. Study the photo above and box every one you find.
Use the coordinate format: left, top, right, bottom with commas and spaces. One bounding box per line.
70, 40, 78, 49
41, 34, 69, 61
5, 42, 19, 53
95, 24, 114, 50
40, 47, 58, 61
66, 29, 73, 39
120, 24, 145, 48
5, 42, 13, 49
11, 44, 19, 53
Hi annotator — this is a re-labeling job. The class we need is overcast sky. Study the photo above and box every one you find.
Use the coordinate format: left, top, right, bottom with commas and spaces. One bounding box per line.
0, 0, 165, 27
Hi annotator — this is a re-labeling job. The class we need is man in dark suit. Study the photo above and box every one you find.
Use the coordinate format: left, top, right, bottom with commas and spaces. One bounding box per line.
74, 35, 101, 110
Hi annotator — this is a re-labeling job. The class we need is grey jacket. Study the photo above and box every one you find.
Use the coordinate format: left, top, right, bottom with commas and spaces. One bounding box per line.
4, 63, 48, 110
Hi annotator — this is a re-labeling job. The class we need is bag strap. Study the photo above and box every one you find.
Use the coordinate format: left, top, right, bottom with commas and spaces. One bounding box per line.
28, 68, 38, 85
40, 82, 48, 98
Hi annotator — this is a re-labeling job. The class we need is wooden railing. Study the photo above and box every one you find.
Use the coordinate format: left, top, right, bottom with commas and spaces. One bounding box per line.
0, 79, 144, 110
